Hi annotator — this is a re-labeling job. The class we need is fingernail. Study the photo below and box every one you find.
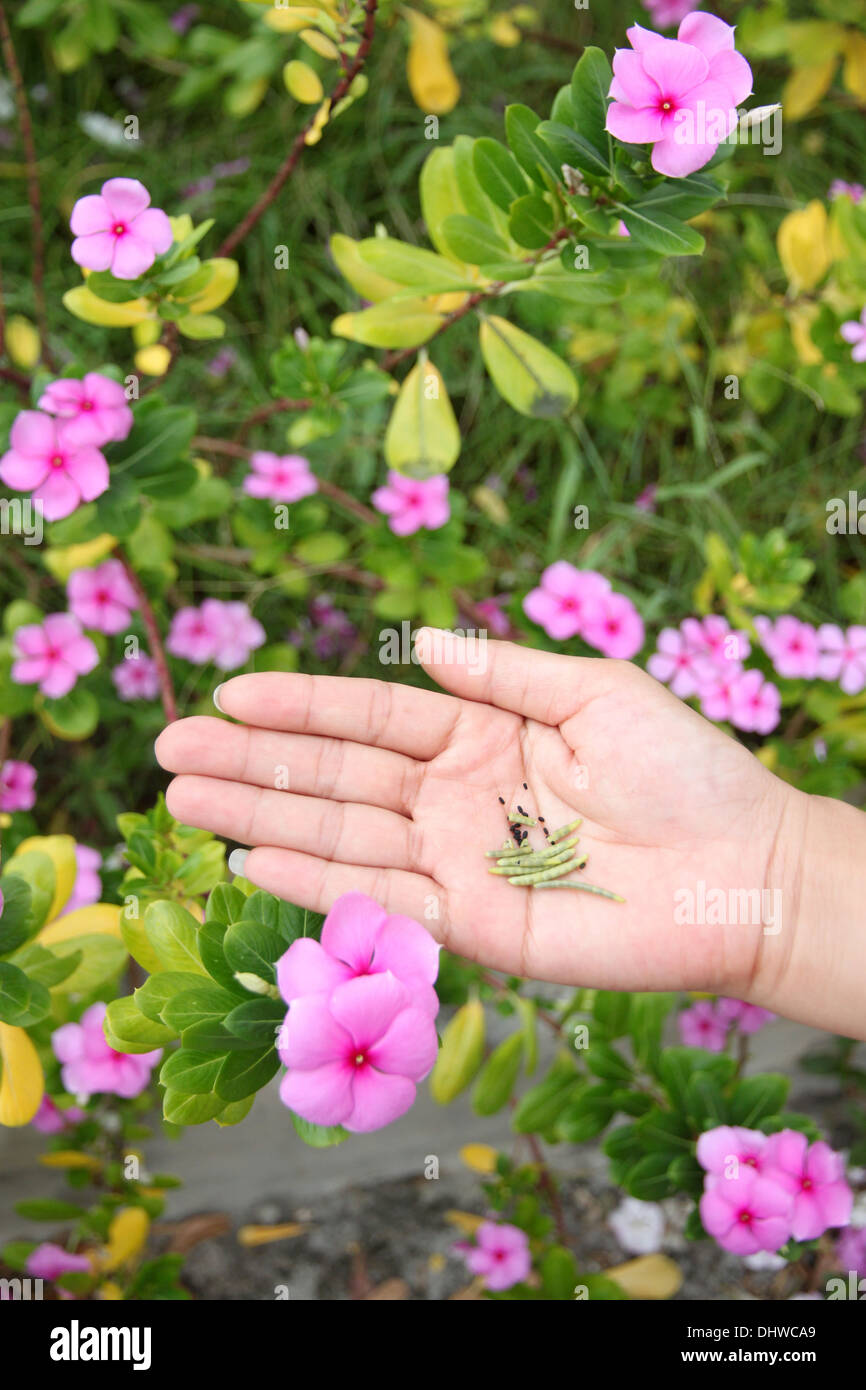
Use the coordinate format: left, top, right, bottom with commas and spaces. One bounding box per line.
213, 684, 225, 712
228, 848, 249, 876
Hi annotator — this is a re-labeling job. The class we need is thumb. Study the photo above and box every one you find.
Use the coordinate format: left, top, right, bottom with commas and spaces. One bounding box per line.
413, 627, 610, 725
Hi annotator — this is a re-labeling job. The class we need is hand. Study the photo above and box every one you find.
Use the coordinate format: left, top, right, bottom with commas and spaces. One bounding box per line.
155, 631, 807, 1007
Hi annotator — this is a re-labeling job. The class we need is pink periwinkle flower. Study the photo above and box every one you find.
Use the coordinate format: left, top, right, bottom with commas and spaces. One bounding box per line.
841, 309, 866, 362
474, 596, 511, 637
606, 14, 753, 178
523, 561, 611, 641
455, 1221, 531, 1291
716, 997, 776, 1035
59, 845, 102, 917
278, 971, 438, 1133
764, 1132, 853, 1241
0, 759, 37, 812
31, 1096, 87, 1134
52, 1002, 161, 1101
0, 411, 109, 521
26, 1243, 92, 1283
756, 615, 820, 680
67, 559, 138, 635
697, 1125, 770, 1178
700, 1165, 793, 1255
372, 472, 450, 536
816, 624, 866, 695
244, 451, 318, 504
727, 669, 781, 735
829, 181, 865, 204
38, 372, 133, 448
112, 653, 161, 701
70, 178, 172, 280
678, 1000, 728, 1052
642, 0, 698, 27
648, 627, 712, 698
278, 892, 440, 1018
12, 614, 99, 699
683, 614, 750, 667
836, 1226, 866, 1279
582, 589, 645, 659
167, 599, 265, 671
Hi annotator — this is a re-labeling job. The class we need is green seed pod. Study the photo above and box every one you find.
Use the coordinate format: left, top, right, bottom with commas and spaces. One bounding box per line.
508, 856, 579, 885
471, 1031, 525, 1116
508, 812, 537, 826
533, 879, 625, 902
549, 818, 582, 844
430, 999, 485, 1104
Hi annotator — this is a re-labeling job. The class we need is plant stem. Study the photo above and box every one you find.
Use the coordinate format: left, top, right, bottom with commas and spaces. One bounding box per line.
117, 549, 178, 724
236, 397, 312, 443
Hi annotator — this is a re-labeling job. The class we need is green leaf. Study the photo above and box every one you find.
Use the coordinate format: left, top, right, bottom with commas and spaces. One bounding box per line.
479, 314, 578, 418
114, 405, 196, 482
505, 104, 561, 187
541, 1245, 579, 1300
161, 982, 243, 1034
48, 935, 126, 993
356, 237, 471, 291
143, 901, 208, 976
0, 961, 51, 1026
199, 919, 240, 992
557, 1083, 619, 1142
181, 1019, 260, 1053
177, 313, 225, 341
14, 1199, 84, 1222
223, 920, 286, 984
511, 1059, 580, 1133
383, 359, 461, 479
8, 941, 80, 989
104, 996, 176, 1053
133, 971, 206, 1025
214, 1045, 280, 1102
729, 1074, 790, 1127
628, 993, 675, 1073
508, 194, 555, 250
453, 134, 504, 228
291, 1114, 349, 1147
440, 214, 509, 266
569, 47, 613, 167
224, 996, 285, 1046
585, 1041, 632, 1085
163, 1089, 226, 1125
473, 137, 529, 212
160, 1048, 226, 1095
592, 990, 631, 1038
619, 207, 705, 256
625, 1152, 677, 1201
205, 884, 248, 927
39, 687, 100, 742
537, 122, 610, 180
0, 877, 33, 954
2, 852, 55, 935
634, 172, 725, 221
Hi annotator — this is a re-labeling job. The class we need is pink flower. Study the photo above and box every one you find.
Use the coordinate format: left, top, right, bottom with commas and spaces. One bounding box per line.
0, 759, 37, 812
474, 596, 511, 637
0, 410, 109, 521
67, 559, 138, 635
647, 626, 710, 697
52, 1002, 162, 1100
642, 0, 698, 27
523, 562, 611, 641
700, 1166, 793, 1255
59, 845, 102, 917
727, 669, 781, 734
26, 1243, 91, 1283
455, 1221, 531, 1291
244, 451, 318, 504
12, 614, 99, 699
606, 14, 753, 177
278, 892, 440, 1018
38, 373, 133, 448
112, 653, 161, 701
763, 1132, 853, 1241
634, 482, 656, 511
817, 624, 866, 695
70, 178, 172, 279
829, 181, 865, 204
696, 665, 741, 722
278, 971, 438, 1133
678, 1000, 727, 1051
716, 997, 775, 1035
30, 1096, 86, 1134
582, 589, 645, 659
697, 1125, 770, 1177
757, 615, 820, 680
167, 600, 265, 670
372, 472, 450, 536
836, 1226, 866, 1278
682, 614, 750, 667
841, 308, 866, 362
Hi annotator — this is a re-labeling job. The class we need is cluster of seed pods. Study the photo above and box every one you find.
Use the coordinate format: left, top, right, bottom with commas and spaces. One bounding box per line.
488, 789, 624, 903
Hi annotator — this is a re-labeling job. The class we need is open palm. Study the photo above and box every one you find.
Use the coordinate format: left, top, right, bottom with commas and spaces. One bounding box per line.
156, 634, 802, 1002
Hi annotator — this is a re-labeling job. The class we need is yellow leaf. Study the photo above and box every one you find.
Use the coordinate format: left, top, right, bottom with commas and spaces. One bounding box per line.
405, 11, 460, 115
781, 59, 837, 120
101, 1207, 150, 1272
135, 344, 172, 376
299, 28, 339, 59
43, 534, 117, 584
0, 1024, 44, 1128
788, 303, 823, 365
63, 285, 152, 327
488, 15, 521, 47
459, 1143, 499, 1174
39, 1151, 102, 1171
97, 1281, 124, 1300
606, 1254, 683, 1300
444, 1209, 484, 1236
842, 32, 866, 102
283, 59, 324, 104
38, 902, 123, 947
303, 98, 331, 145
479, 314, 579, 418
14, 834, 77, 922
777, 200, 834, 291
133, 319, 162, 348
237, 1222, 309, 1246
5, 315, 40, 369
178, 258, 239, 314
472, 484, 509, 525
332, 299, 444, 349
263, 6, 324, 32
330, 233, 403, 303
384, 358, 461, 477
168, 214, 194, 243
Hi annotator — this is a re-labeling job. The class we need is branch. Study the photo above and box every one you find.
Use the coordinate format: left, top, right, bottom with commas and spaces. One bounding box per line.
216, 0, 379, 259
236, 397, 312, 444
117, 549, 178, 724
0, 1, 54, 371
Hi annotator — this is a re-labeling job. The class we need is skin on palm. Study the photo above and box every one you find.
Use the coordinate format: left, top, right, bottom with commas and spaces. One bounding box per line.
155, 634, 804, 1007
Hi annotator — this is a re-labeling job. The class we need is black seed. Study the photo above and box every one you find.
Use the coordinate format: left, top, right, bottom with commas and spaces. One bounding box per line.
498, 796, 505, 805
522, 782, 528, 790
543, 827, 550, 837
517, 805, 526, 815
538, 816, 545, 823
